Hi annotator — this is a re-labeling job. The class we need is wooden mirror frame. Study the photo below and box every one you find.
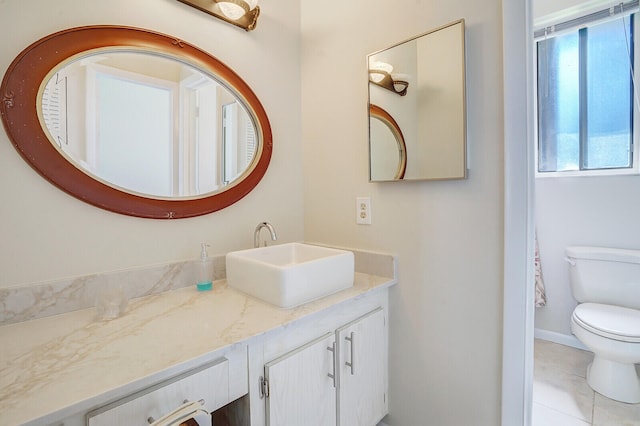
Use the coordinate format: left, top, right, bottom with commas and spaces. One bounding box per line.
0, 26, 272, 219
369, 104, 407, 180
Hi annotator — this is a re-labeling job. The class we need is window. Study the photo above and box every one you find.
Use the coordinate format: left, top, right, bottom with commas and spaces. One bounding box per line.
536, 12, 637, 174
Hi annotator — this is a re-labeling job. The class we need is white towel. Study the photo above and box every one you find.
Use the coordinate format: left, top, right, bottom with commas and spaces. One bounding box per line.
534, 230, 546, 307
150, 400, 211, 426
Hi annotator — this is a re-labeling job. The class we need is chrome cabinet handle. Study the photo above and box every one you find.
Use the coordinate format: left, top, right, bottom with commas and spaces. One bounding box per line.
327, 341, 336, 387
345, 332, 355, 375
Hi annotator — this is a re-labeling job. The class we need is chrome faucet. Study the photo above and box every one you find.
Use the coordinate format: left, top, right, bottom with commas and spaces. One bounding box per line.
254, 222, 278, 248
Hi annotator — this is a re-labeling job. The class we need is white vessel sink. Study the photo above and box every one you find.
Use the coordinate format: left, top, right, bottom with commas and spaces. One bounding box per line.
226, 243, 354, 308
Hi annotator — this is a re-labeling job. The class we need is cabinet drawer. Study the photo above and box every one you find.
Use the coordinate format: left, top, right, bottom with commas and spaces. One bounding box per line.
86, 358, 229, 426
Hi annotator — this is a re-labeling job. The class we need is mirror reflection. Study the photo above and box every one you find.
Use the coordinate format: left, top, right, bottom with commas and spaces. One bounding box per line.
369, 104, 406, 180
368, 19, 466, 181
40, 51, 257, 198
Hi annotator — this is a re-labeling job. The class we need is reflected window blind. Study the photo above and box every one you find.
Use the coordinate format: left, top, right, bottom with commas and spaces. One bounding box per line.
246, 117, 256, 164
41, 73, 67, 147
534, 0, 639, 39
41, 77, 61, 146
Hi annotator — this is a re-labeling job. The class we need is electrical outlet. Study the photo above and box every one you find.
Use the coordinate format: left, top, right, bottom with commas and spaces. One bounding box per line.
356, 197, 372, 225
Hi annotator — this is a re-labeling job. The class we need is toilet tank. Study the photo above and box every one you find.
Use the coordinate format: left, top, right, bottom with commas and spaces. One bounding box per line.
565, 246, 640, 309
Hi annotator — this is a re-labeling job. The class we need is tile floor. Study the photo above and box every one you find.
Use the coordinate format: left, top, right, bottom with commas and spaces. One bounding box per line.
533, 339, 640, 426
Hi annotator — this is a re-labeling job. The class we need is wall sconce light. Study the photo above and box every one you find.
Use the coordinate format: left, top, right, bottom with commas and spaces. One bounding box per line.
177, 0, 260, 31
368, 61, 409, 96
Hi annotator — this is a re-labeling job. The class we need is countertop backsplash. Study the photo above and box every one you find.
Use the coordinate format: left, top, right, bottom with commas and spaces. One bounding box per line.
0, 256, 226, 325
0, 246, 396, 326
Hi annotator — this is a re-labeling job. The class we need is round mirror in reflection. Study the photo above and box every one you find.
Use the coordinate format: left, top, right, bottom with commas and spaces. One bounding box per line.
41, 51, 257, 199
369, 104, 406, 181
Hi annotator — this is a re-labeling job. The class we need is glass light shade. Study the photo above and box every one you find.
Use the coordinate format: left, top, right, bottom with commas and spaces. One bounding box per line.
392, 73, 410, 90
218, 0, 258, 20
369, 61, 393, 83
369, 72, 383, 83
393, 81, 407, 92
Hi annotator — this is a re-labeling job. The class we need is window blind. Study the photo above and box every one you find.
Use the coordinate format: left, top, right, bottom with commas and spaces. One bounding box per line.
534, 0, 639, 39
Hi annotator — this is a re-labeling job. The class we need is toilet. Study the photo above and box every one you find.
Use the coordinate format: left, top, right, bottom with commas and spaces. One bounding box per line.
565, 246, 640, 403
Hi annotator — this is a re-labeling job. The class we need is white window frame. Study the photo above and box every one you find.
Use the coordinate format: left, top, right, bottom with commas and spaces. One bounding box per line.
533, 8, 640, 178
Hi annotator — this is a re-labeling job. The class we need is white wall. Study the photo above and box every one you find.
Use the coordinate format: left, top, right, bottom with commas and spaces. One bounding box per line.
0, 0, 304, 288
535, 176, 640, 336
532, 0, 640, 337
300, 1, 504, 425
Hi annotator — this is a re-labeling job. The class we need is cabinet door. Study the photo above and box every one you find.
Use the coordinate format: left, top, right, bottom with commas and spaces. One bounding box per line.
264, 332, 337, 426
337, 307, 387, 426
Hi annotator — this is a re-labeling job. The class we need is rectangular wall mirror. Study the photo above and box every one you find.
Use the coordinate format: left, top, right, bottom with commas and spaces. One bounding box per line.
368, 19, 467, 181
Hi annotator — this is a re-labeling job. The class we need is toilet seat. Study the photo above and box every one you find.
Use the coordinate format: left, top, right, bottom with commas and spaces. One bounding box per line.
573, 303, 640, 343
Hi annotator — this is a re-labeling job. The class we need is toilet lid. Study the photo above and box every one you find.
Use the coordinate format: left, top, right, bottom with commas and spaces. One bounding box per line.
573, 303, 640, 343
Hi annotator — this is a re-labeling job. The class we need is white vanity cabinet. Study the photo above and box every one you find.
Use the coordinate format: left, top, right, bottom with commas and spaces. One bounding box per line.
0, 261, 395, 426
259, 305, 388, 426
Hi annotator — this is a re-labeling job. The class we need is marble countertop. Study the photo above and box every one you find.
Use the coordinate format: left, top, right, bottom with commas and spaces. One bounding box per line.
0, 273, 395, 425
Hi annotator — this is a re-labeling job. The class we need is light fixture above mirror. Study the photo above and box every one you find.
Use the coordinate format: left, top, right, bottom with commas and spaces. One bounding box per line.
368, 61, 409, 96
177, 0, 260, 31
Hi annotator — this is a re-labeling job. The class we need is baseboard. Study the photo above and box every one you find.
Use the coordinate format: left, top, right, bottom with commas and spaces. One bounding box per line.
534, 328, 589, 351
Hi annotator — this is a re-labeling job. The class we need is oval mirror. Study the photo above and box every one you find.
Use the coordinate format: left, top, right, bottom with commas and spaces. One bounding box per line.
0, 26, 272, 219
369, 104, 406, 180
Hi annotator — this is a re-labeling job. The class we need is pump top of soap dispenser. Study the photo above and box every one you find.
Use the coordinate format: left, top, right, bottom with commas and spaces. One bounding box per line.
200, 243, 210, 260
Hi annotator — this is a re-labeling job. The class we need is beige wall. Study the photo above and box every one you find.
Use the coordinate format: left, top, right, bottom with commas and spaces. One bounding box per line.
0, 0, 304, 288
301, 1, 504, 425
1, 0, 509, 424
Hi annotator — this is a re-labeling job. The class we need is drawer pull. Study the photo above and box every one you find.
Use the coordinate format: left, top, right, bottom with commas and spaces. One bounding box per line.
147, 400, 209, 426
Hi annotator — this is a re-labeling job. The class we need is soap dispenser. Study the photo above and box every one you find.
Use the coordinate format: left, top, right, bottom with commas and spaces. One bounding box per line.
196, 243, 214, 291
